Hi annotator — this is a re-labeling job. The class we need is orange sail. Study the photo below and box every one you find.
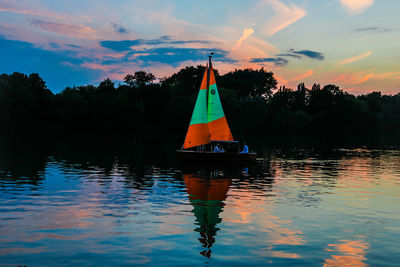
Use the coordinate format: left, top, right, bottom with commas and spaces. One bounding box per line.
182, 68, 210, 149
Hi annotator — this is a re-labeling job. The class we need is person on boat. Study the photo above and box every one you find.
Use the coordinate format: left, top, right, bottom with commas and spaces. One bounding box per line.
240, 143, 249, 153
214, 144, 224, 153
214, 145, 220, 153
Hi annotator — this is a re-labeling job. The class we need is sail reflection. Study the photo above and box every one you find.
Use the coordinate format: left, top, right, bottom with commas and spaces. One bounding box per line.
183, 170, 231, 258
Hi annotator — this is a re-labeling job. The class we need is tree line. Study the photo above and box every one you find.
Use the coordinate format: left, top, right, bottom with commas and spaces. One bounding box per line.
1, 67, 399, 146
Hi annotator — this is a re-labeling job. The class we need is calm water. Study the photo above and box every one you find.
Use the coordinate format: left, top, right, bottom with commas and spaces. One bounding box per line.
0, 147, 400, 266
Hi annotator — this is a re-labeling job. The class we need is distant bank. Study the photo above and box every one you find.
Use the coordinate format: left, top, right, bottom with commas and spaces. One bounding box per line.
1, 68, 399, 148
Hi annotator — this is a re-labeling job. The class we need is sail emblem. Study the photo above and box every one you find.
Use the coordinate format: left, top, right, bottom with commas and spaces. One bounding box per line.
210, 89, 216, 95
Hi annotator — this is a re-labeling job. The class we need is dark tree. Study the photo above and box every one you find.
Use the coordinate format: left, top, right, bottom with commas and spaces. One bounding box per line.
311, 83, 321, 91
161, 65, 207, 96
28, 73, 49, 95
124, 71, 156, 87
2, 68, 400, 147
98, 78, 115, 94
219, 68, 277, 98
359, 91, 382, 113
323, 84, 343, 96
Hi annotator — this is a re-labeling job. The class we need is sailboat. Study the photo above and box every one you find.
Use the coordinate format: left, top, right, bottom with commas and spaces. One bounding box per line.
176, 54, 257, 162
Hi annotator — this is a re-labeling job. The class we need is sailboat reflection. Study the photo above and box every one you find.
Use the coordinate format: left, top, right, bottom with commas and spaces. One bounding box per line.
183, 170, 231, 258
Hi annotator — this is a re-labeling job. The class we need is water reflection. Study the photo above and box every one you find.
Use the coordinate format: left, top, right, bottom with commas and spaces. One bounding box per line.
183, 171, 231, 258
0, 144, 47, 187
0, 144, 400, 266
324, 238, 369, 267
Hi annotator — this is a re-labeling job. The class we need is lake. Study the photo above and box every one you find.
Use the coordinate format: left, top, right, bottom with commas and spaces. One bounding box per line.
0, 145, 399, 266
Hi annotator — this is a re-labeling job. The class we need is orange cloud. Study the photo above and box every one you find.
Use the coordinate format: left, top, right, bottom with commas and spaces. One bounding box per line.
351, 73, 375, 85
326, 71, 400, 86
261, 0, 306, 36
0, 1, 67, 20
291, 70, 314, 81
31, 19, 96, 39
232, 27, 255, 50
0, 4, 38, 16
275, 75, 288, 85
228, 35, 278, 65
339, 51, 372, 65
81, 63, 113, 72
350, 72, 400, 85
341, 0, 374, 15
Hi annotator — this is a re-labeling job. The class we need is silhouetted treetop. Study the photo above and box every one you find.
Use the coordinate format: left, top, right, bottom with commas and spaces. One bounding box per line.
323, 84, 343, 96
124, 71, 156, 87
219, 68, 277, 98
0, 72, 53, 125
98, 78, 115, 94
161, 65, 208, 95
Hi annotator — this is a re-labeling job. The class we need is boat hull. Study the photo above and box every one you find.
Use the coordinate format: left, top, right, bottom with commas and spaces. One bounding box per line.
176, 150, 257, 162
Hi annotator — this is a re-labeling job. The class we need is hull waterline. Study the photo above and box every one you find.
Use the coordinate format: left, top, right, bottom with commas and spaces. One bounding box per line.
176, 150, 257, 162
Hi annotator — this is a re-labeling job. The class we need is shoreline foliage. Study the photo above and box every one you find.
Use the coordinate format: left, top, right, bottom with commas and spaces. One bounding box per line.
1, 68, 399, 146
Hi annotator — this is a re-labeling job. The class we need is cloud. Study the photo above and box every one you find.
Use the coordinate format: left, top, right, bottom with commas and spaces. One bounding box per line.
288, 49, 324, 60
354, 26, 395, 33
80, 46, 236, 82
340, 0, 374, 15
275, 75, 288, 85
66, 44, 81, 48
276, 53, 301, 59
250, 57, 288, 66
291, 70, 314, 81
338, 51, 372, 65
129, 47, 235, 67
31, 19, 96, 39
48, 42, 60, 49
329, 71, 400, 85
100, 40, 142, 52
100, 37, 212, 52
0, 3, 38, 16
352, 73, 375, 84
0, 37, 98, 92
0, 1, 80, 21
160, 35, 172, 40
0, 2, 61, 18
111, 22, 128, 34
81, 63, 112, 72
98, 46, 234, 68
350, 72, 400, 84
260, 0, 306, 36
232, 28, 254, 50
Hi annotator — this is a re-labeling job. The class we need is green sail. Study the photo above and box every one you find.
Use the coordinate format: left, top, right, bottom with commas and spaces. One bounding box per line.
207, 83, 225, 123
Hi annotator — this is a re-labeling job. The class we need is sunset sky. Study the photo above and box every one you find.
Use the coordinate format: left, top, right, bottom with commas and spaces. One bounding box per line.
0, 0, 399, 94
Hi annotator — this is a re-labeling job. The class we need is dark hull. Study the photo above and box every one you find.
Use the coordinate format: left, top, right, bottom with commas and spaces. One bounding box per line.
176, 150, 257, 162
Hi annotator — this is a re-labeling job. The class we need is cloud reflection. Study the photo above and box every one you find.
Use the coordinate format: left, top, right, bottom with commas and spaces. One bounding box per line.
324, 239, 369, 266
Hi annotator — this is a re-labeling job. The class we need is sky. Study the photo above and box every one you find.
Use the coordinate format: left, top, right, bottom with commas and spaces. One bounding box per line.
0, 0, 399, 94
